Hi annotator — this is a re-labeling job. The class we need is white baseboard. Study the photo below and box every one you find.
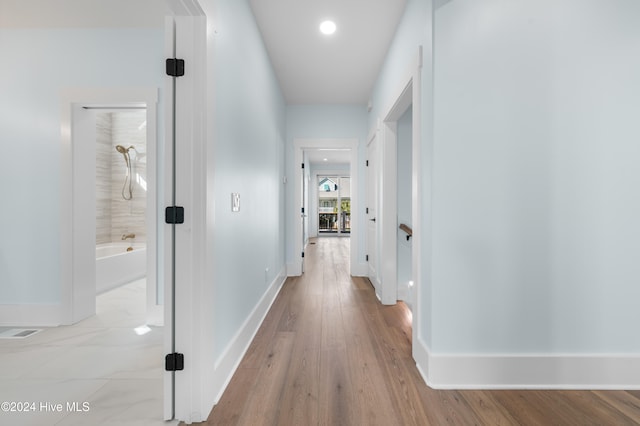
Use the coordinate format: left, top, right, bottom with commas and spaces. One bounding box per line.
0, 304, 61, 327
414, 339, 640, 389
352, 262, 368, 277
287, 262, 301, 277
207, 267, 287, 406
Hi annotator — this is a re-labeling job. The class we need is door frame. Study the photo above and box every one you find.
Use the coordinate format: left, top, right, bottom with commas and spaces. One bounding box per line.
293, 139, 359, 276
59, 87, 159, 326
366, 132, 381, 295
164, 2, 207, 421
377, 46, 424, 361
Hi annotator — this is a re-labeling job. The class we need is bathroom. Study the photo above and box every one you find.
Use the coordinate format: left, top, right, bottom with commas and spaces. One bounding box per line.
95, 109, 148, 294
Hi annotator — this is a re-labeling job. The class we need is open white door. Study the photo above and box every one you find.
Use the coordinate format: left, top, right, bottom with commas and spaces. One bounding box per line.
164, 7, 207, 422
366, 133, 380, 294
163, 15, 177, 421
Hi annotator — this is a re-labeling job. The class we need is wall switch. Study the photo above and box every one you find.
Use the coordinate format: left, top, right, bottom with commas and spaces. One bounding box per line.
231, 193, 240, 212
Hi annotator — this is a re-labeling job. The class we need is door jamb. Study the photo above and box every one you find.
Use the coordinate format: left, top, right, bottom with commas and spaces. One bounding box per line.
60, 87, 159, 326
378, 46, 424, 358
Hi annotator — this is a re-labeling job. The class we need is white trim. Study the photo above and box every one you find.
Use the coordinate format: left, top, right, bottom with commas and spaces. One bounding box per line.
374, 46, 426, 370
355, 262, 369, 277
292, 139, 359, 277
378, 120, 398, 305
59, 87, 159, 326
169, 12, 208, 424
206, 268, 287, 404
0, 305, 60, 327
415, 339, 640, 389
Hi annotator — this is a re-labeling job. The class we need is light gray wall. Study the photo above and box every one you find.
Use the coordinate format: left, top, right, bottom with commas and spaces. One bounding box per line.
369, 0, 434, 347
285, 105, 368, 267
211, 0, 287, 362
0, 28, 163, 305
433, 0, 640, 353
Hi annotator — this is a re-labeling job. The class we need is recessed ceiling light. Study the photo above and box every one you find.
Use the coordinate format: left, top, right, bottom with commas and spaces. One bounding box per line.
319, 20, 336, 35
323, 158, 328, 162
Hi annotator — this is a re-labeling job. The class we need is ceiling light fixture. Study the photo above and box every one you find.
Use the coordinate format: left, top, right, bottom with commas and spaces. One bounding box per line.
319, 20, 336, 35
323, 158, 328, 162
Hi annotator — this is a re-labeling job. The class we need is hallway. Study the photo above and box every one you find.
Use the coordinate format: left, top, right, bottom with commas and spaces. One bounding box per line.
204, 238, 640, 425
207, 237, 421, 424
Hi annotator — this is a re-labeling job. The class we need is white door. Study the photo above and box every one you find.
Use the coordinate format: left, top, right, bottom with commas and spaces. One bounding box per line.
366, 135, 379, 291
163, 16, 177, 421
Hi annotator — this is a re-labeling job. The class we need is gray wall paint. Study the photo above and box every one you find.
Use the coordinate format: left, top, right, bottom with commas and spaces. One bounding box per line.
433, 0, 640, 353
285, 105, 368, 268
372, 0, 640, 356
0, 28, 163, 304
369, 0, 434, 347
212, 0, 287, 362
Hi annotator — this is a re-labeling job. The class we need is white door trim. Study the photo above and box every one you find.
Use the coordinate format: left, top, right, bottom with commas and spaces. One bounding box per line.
165, 9, 208, 423
293, 139, 359, 276
59, 87, 159, 326
377, 46, 425, 360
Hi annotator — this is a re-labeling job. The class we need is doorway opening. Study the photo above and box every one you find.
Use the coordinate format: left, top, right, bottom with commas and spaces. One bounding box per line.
60, 88, 161, 326
317, 175, 351, 235
293, 139, 359, 276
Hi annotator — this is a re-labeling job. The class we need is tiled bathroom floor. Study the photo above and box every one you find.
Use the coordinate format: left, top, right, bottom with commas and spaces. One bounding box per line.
0, 279, 176, 426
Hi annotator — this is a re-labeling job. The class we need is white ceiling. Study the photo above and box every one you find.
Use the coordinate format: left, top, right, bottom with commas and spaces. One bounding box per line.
249, 0, 407, 105
1, 0, 407, 105
306, 149, 350, 167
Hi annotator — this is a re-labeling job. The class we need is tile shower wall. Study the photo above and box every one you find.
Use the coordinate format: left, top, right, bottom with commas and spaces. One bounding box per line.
96, 113, 113, 244
95, 110, 147, 245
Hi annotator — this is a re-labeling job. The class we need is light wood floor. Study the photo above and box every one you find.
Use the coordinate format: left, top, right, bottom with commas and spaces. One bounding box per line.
203, 237, 640, 425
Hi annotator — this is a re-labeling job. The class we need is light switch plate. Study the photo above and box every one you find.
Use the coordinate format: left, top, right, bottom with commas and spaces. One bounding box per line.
231, 193, 240, 212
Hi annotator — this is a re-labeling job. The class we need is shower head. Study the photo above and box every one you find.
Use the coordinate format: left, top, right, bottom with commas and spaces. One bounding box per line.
115, 145, 137, 154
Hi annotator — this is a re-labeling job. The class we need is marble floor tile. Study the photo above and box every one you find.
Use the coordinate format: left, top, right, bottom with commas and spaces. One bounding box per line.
0, 280, 174, 425
55, 379, 166, 426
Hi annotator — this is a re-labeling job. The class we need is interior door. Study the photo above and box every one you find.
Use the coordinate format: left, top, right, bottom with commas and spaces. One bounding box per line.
367, 136, 379, 291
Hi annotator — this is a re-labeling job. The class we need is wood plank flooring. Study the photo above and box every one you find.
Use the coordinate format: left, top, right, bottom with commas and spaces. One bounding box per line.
203, 238, 640, 425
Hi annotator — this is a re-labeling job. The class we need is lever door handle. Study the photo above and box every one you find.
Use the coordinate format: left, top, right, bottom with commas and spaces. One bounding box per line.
369, 218, 376, 222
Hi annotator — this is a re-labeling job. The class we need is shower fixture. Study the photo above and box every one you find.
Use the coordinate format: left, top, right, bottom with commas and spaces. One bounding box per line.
115, 144, 137, 200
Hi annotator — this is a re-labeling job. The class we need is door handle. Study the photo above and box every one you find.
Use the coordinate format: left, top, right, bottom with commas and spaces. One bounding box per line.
369, 218, 376, 222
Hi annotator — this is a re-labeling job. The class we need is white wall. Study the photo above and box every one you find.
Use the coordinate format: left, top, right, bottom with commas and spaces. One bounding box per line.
0, 28, 163, 310
285, 105, 368, 269
433, 0, 640, 354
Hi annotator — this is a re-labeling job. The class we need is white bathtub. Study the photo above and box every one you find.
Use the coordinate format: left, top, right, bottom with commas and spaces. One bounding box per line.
96, 243, 146, 294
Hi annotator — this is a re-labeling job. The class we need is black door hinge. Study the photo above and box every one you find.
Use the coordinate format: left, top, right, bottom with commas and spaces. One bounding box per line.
366, 160, 369, 167
301, 163, 305, 169
366, 255, 369, 261
165, 353, 184, 371
165, 206, 185, 224
166, 58, 185, 77
301, 207, 305, 213
366, 207, 369, 214
302, 252, 305, 258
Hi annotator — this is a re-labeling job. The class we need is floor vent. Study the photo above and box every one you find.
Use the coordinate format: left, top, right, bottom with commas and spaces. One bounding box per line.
0, 328, 42, 339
